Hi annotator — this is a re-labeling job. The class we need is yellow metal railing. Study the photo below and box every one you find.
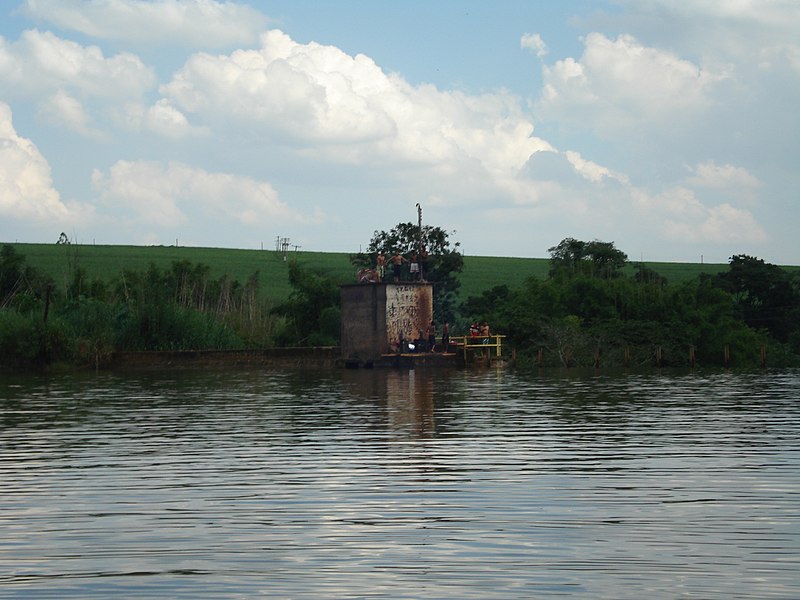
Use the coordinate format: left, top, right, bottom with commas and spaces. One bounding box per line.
450, 335, 506, 361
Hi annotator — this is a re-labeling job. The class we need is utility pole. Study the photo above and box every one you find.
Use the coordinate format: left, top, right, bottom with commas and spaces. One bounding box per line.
275, 236, 291, 261
416, 203, 423, 254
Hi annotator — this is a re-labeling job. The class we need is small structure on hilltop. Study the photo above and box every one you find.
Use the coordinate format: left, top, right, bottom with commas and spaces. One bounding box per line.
340, 281, 437, 367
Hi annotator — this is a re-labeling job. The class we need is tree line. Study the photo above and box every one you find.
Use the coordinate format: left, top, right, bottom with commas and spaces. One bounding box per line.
1, 228, 798, 370
460, 238, 800, 368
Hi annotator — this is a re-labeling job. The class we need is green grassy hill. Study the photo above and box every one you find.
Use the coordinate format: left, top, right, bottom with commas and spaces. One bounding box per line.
9, 243, 346, 301
6, 242, 743, 303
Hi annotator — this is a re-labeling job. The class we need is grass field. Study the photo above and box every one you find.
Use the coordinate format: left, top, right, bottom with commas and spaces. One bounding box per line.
9, 243, 345, 301
6, 242, 749, 303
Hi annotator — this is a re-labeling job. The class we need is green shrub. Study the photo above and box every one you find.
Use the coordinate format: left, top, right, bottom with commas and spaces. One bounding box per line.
0, 311, 74, 368
114, 304, 242, 350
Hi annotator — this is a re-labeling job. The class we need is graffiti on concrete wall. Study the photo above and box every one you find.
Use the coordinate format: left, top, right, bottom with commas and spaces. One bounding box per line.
386, 284, 429, 348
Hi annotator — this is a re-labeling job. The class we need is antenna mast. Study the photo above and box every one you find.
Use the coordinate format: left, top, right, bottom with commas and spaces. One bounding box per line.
416, 203, 423, 254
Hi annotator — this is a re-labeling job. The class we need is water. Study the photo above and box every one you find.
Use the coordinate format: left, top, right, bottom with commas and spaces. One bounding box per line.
0, 368, 798, 598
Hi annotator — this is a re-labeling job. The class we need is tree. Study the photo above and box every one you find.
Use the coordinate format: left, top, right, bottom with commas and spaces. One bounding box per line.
355, 222, 464, 321
0, 245, 26, 305
460, 284, 511, 326
547, 237, 586, 276
634, 263, 668, 287
362, 222, 460, 259
585, 240, 628, 278
0, 244, 52, 309
548, 238, 627, 279
272, 260, 341, 346
559, 276, 616, 324
715, 254, 799, 343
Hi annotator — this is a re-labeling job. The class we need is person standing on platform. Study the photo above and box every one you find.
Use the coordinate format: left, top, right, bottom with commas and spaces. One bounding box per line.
390, 251, 406, 282
441, 321, 450, 352
427, 321, 436, 352
419, 246, 429, 281
480, 321, 490, 343
409, 252, 420, 281
376, 251, 387, 282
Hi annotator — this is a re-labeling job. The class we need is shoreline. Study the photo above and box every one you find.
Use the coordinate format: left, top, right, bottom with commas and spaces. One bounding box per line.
109, 347, 341, 370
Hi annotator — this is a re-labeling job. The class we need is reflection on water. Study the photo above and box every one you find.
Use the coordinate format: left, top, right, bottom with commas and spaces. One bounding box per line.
1, 368, 799, 599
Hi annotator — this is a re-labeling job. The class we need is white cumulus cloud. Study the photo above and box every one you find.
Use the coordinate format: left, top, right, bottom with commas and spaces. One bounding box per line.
521, 33, 548, 58
91, 160, 309, 228
160, 29, 552, 202
143, 99, 209, 138
162, 30, 399, 143
686, 161, 760, 190
538, 33, 727, 134
19, 0, 268, 48
0, 29, 156, 100
608, 0, 800, 67
115, 99, 209, 138
564, 150, 629, 184
0, 101, 83, 221
37, 89, 106, 139
637, 186, 767, 244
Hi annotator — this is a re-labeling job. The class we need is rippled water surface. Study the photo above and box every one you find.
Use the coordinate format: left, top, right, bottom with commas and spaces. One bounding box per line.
1, 368, 798, 598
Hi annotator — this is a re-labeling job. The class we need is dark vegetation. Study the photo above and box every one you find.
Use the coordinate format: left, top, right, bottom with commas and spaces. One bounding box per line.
1, 230, 798, 370
460, 239, 800, 368
0, 244, 271, 368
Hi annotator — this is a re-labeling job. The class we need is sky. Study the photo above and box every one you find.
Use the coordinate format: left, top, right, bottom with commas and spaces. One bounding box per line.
0, 0, 798, 264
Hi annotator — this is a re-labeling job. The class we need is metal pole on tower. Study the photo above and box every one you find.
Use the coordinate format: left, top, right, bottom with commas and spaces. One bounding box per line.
416, 203, 423, 254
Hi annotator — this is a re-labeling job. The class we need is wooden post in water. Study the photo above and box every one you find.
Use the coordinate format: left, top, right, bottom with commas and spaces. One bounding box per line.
593, 346, 600, 368
688, 345, 695, 368
537, 348, 543, 367
655, 345, 663, 368
624, 346, 631, 368
723, 344, 730, 368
